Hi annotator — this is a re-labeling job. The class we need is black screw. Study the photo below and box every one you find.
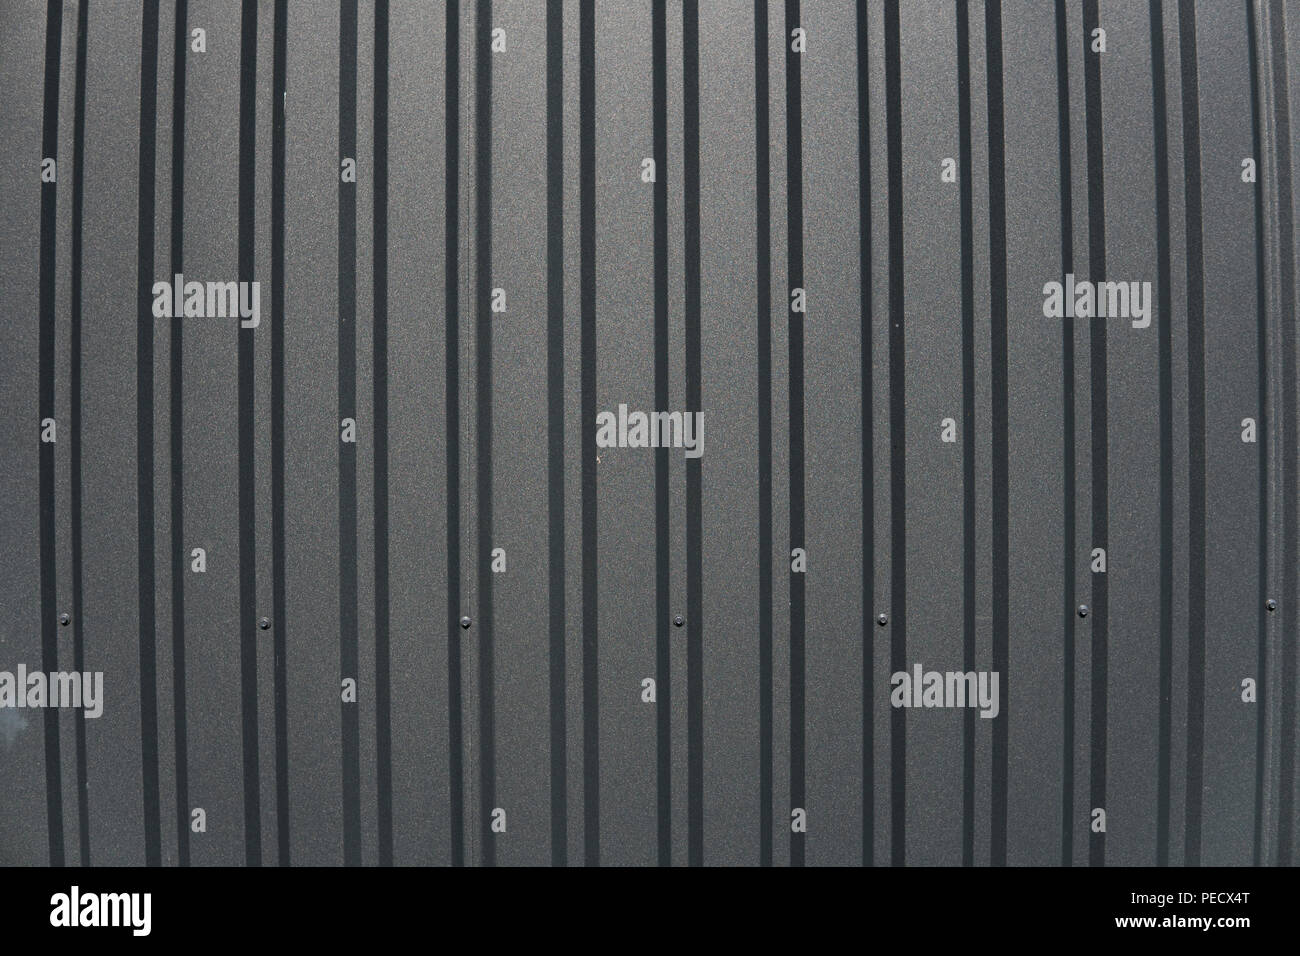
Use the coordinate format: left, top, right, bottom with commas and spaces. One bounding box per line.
1267, 599, 1277, 612
673, 615, 685, 628
258, 617, 271, 631
58, 613, 70, 627
877, 613, 888, 627
1078, 604, 1089, 619
460, 616, 472, 629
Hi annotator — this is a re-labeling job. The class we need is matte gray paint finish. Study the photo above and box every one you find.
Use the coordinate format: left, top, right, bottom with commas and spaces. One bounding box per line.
284, 0, 344, 866
1198, 0, 1263, 865
491, 0, 551, 868
1100, 0, 1162, 868
1, 0, 1297, 867
181, 0, 244, 868
593, 0, 657, 867
79, 4, 147, 868
700, 0, 761, 869
0, 1, 48, 869
386, 0, 451, 868
1003, 0, 1067, 868
900, 0, 964, 866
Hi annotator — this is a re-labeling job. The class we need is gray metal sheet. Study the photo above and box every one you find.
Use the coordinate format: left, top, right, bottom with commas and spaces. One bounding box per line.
1, 0, 1297, 868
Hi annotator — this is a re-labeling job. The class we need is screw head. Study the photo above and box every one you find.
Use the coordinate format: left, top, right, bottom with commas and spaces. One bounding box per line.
1267, 599, 1278, 612
1077, 604, 1089, 619
673, 615, 685, 628
460, 616, 472, 629
258, 617, 271, 631
58, 613, 70, 627
876, 613, 888, 627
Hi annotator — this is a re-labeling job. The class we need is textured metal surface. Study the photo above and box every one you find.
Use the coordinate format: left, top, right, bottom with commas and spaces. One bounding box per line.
1, 0, 1298, 867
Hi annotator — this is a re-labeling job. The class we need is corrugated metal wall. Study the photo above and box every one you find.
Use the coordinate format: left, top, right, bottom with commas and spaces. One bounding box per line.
1, 0, 1297, 867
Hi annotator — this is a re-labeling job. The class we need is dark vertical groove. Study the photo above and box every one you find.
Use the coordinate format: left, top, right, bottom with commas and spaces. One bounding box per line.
755, 0, 774, 870
70, 0, 91, 866
1052, 0, 1076, 868
986, 0, 1010, 867
684, 0, 705, 869
475, 0, 496, 869
1149, 0, 1174, 867
652, 0, 671, 867
1267, 0, 1297, 866
579, 0, 599, 867
270, 0, 290, 867
545, 0, 568, 869
1082, 0, 1108, 869
445, 0, 466, 868
338, 0, 361, 868
955, 0, 976, 869
1245, 0, 1268, 868
1178, 0, 1206, 867
135, 0, 162, 869
785, 0, 806, 870
169, 0, 191, 868
237, 0, 262, 868
373, 0, 393, 868
38, 0, 65, 868
853, 0, 872, 869
883, 0, 905, 869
